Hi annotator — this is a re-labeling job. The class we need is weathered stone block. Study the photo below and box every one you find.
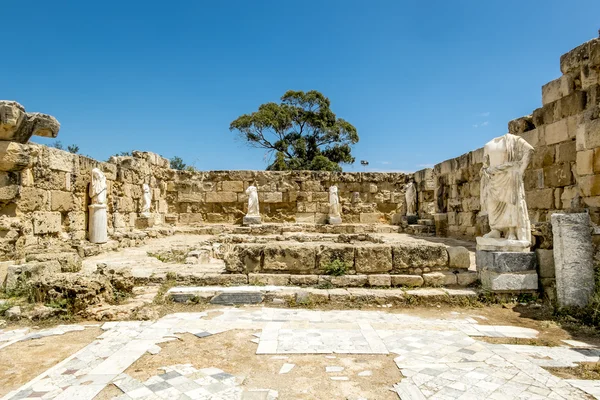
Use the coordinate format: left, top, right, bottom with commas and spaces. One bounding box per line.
391, 275, 423, 287
262, 192, 283, 203
577, 149, 594, 176
290, 275, 319, 286
32, 211, 61, 234
543, 163, 573, 187
47, 148, 75, 172
392, 243, 448, 269
447, 246, 470, 269
359, 213, 381, 223
525, 189, 554, 209
205, 191, 237, 203
480, 270, 538, 292
5, 260, 61, 293
263, 244, 316, 273
248, 273, 290, 286
226, 243, 263, 273
320, 275, 368, 287
50, 191, 74, 212
551, 213, 595, 308
367, 274, 391, 287
556, 141, 577, 163
423, 272, 445, 287
579, 175, 600, 197
0, 141, 34, 171
178, 193, 205, 203
456, 271, 478, 286
355, 245, 392, 273
221, 181, 244, 192
26, 252, 82, 273
545, 119, 569, 145
476, 251, 537, 273
317, 244, 355, 271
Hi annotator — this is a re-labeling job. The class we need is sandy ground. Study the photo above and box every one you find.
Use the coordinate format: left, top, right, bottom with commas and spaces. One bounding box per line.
0, 327, 102, 397
94, 330, 402, 400
2, 303, 600, 399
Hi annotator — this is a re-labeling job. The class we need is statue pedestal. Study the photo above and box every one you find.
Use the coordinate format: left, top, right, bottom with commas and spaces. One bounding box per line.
476, 237, 530, 252
136, 214, 155, 229
88, 204, 108, 244
328, 215, 342, 225
476, 236, 537, 293
404, 215, 418, 225
243, 215, 261, 226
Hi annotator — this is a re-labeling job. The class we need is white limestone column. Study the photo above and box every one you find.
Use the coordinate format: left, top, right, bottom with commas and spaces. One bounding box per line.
88, 204, 108, 244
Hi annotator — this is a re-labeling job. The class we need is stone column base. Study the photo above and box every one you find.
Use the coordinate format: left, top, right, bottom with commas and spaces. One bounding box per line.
328, 216, 342, 225
88, 204, 108, 244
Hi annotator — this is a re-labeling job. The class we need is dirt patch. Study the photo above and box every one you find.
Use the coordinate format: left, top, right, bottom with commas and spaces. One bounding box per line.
546, 362, 600, 380
95, 330, 402, 400
0, 327, 102, 397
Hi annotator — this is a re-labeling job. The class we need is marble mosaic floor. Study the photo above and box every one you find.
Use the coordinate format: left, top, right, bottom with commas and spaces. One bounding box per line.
1, 307, 600, 399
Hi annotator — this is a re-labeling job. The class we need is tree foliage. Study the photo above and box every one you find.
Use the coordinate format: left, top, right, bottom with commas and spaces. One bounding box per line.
170, 156, 187, 170
52, 140, 79, 154
229, 90, 359, 171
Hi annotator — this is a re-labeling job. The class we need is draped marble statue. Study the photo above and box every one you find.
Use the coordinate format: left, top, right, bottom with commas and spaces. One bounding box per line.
328, 185, 342, 224
405, 181, 417, 216
479, 133, 534, 250
141, 183, 152, 216
89, 168, 108, 243
243, 185, 261, 225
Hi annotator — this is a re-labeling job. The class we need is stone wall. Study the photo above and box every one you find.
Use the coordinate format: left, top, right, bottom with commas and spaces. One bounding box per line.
167, 170, 410, 225
422, 37, 600, 244
0, 142, 411, 260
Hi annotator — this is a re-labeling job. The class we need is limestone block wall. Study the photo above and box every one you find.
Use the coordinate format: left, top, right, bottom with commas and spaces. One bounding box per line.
166, 170, 410, 225
422, 36, 600, 243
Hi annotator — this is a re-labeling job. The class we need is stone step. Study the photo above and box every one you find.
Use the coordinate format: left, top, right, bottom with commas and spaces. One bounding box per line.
166, 285, 479, 305
403, 224, 436, 237
173, 223, 400, 236
139, 271, 478, 288
417, 219, 435, 226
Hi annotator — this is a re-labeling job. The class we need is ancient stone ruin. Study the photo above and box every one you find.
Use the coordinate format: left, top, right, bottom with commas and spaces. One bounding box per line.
0, 36, 599, 317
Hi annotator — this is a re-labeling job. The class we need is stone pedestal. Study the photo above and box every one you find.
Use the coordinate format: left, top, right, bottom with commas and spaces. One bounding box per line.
136, 215, 155, 229
88, 204, 107, 244
551, 213, 595, 308
328, 215, 342, 225
243, 215, 262, 226
476, 239, 538, 292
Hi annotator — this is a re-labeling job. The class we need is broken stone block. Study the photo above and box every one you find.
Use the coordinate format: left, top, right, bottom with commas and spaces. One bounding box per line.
4, 260, 62, 293
0, 141, 35, 171
317, 244, 355, 272
536, 249, 555, 279
0, 101, 60, 143
26, 252, 82, 273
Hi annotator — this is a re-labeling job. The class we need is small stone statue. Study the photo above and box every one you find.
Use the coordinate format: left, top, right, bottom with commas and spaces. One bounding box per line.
88, 168, 108, 243
328, 185, 342, 224
405, 181, 417, 216
141, 183, 152, 216
243, 185, 261, 225
479, 133, 534, 248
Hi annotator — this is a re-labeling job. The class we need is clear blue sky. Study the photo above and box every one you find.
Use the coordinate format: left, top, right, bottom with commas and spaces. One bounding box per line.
3, 1, 599, 172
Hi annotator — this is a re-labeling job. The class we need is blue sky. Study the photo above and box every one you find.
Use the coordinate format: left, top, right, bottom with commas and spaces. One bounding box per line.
3, 1, 599, 172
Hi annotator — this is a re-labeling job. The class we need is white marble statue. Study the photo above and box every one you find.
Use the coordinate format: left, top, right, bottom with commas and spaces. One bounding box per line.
246, 185, 260, 217
141, 183, 152, 216
328, 185, 342, 224
479, 133, 534, 247
405, 181, 417, 216
243, 185, 261, 225
88, 168, 108, 243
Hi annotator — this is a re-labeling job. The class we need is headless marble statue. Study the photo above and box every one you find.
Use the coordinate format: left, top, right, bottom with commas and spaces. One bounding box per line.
328, 185, 342, 224
89, 168, 108, 243
480, 133, 534, 246
243, 185, 261, 225
405, 181, 417, 216
141, 183, 152, 216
